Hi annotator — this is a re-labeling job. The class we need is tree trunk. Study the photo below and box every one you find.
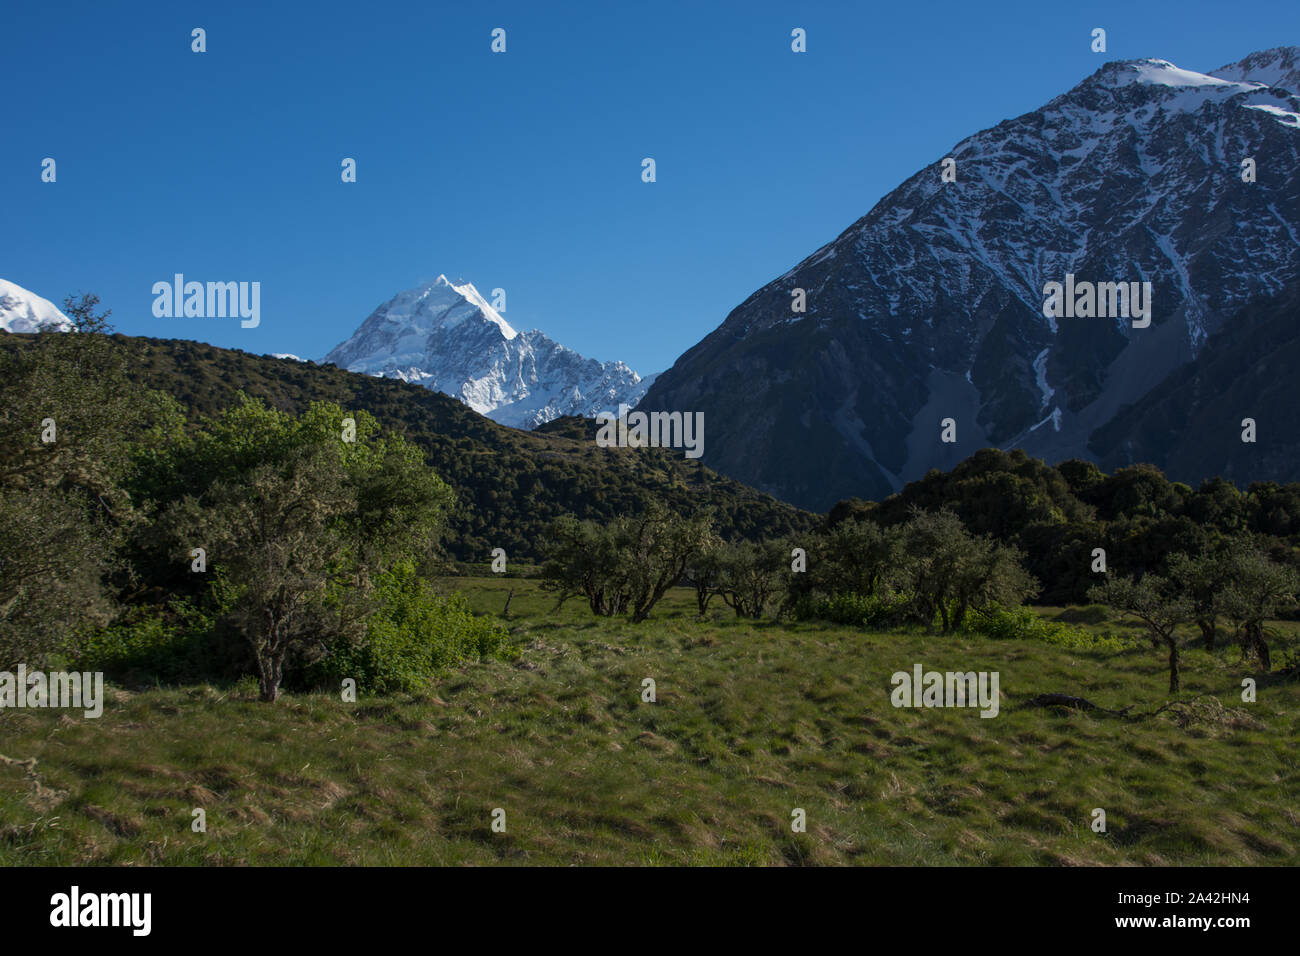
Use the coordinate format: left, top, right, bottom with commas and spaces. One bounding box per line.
257, 650, 282, 702
1249, 622, 1271, 671
255, 617, 285, 702
953, 599, 969, 632
1197, 618, 1216, 650
1166, 639, 1180, 695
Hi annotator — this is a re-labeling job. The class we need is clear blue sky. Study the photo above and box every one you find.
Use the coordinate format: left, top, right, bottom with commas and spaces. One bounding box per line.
4, 0, 1298, 373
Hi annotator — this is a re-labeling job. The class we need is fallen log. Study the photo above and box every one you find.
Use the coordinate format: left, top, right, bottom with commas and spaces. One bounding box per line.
1019, 693, 1132, 717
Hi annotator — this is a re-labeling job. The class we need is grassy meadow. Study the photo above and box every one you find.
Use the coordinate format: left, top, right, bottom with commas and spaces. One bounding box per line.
1, 577, 1297, 866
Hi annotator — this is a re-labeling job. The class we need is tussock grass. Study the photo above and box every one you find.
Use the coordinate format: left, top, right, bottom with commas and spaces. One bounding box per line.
1, 579, 1296, 866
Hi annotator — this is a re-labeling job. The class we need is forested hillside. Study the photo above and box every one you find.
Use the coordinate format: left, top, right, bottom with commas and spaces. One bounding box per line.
0, 331, 814, 563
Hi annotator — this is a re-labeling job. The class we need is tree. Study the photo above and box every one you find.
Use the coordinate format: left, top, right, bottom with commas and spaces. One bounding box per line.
540, 516, 629, 617
1167, 547, 1235, 649
715, 539, 787, 619
1089, 574, 1193, 693
621, 502, 714, 623
816, 518, 893, 598
1217, 542, 1298, 671
0, 296, 177, 666
540, 501, 714, 623
155, 398, 454, 701
890, 508, 1037, 633
683, 533, 724, 616
948, 538, 1039, 631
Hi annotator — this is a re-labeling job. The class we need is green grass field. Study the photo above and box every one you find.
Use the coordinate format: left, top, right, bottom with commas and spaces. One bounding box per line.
2, 577, 1297, 866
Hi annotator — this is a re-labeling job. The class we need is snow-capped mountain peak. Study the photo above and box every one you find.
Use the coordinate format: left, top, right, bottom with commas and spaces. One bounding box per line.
325, 275, 651, 429
403, 274, 518, 340
1211, 45, 1300, 93
0, 279, 73, 332
639, 48, 1300, 511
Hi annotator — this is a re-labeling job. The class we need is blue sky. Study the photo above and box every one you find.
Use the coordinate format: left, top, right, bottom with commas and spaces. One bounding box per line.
4, 0, 1298, 374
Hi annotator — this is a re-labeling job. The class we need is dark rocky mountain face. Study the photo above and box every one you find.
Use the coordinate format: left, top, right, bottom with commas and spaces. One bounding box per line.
638, 51, 1300, 511
1090, 277, 1300, 486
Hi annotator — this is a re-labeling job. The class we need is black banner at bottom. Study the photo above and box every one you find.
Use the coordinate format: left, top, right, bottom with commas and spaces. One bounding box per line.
0, 865, 1282, 943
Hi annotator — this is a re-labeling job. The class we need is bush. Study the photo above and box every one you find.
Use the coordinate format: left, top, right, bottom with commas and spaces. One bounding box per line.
306, 564, 516, 694
78, 598, 220, 684
965, 605, 1129, 650
792, 592, 911, 628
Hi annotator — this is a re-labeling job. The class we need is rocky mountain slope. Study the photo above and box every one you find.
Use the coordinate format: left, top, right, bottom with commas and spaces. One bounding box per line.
637, 48, 1300, 510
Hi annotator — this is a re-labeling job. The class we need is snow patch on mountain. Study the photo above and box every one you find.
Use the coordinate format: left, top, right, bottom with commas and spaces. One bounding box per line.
0, 279, 72, 332
1243, 102, 1300, 127
1032, 348, 1055, 409
1127, 59, 1260, 91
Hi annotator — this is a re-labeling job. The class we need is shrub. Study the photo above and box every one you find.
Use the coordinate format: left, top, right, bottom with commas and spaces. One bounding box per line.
78, 598, 219, 683
965, 605, 1129, 650
306, 564, 516, 694
792, 592, 911, 628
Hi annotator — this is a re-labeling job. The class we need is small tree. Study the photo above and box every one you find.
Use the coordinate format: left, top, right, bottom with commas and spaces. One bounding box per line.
540, 501, 714, 623
890, 508, 1037, 633
1168, 547, 1233, 649
819, 518, 893, 597
949, 538, 1039, 631
1218, 542, 1298, 671
715, 539, 787, 619
683, 533, 724, 617
1089, 574, 1193, 693
159, 398, 454, 701
622, 502, 714, 623
540, 516, 627, 616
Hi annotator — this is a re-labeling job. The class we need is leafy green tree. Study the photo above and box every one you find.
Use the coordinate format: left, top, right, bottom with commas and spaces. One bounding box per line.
1245, 481, 1300, 537
1218, 542, 1298, 671
0, 296, 178, 666
1089, 574, 1194, 693
715, 539, 788, 619
890, 508, 1037, 633
621, 502, 714, 623
683, 532, 724, 616
818, 518, 893, 598
1187, 477, 1246, 534
540, 516, 629, 617
541, 501, 714, 623
1168, 546, 1236, 649
154, 397, 454, 701
1092, 464, 1184, 521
